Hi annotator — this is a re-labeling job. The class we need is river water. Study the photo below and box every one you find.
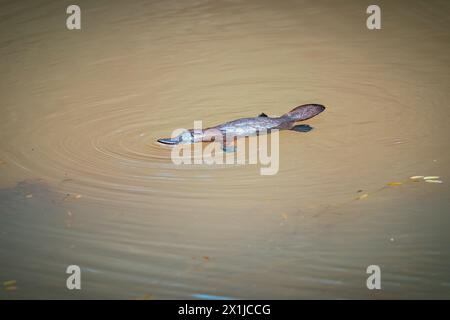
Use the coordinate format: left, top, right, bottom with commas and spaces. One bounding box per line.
0, 0, 449, 299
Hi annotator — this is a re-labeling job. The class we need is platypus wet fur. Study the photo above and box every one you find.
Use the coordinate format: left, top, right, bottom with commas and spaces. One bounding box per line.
157, 104, 325, 152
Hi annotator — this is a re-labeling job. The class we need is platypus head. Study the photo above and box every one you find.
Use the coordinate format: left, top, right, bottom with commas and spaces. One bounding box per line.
157, 130, 203, 145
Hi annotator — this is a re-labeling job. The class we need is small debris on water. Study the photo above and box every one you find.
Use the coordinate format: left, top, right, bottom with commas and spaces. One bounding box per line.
3, 280, 16, 287
3, 280, 17, 291
25, 194, 33, 199
202, 256, 210, 261
423, 176, 440, 180
390, 237, 395, 242
281, 213, 288, 220
425, 180, 443, 184
387, 182, 402, 186
64, 193, 83, 201
410, 176, 424, 180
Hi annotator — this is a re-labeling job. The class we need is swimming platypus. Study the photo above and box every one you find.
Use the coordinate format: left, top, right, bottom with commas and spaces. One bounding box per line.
157, 104, 325, 152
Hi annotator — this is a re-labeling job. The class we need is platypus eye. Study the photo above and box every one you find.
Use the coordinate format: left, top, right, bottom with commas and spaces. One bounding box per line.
181, 131, 194, 142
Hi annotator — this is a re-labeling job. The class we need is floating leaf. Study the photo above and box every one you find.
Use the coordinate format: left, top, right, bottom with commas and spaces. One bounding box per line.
4, 286, 17, 291
425, 180, 443, 184
424, 176, 440, 180
357, 193, 369, 200
387, 182, 402, 186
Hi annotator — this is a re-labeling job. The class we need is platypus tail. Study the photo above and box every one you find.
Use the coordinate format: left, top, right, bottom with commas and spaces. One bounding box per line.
282, 104, 325, 122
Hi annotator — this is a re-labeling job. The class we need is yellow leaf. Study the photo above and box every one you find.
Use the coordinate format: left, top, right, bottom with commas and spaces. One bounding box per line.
387, 182, 402, 186
424, 176, 440, 180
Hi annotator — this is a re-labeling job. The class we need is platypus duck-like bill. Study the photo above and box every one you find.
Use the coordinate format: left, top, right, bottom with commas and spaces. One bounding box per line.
157, 104, 325, 151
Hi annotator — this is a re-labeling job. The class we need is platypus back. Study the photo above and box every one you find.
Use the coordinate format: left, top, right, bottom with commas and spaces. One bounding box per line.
282, 104, 325, 122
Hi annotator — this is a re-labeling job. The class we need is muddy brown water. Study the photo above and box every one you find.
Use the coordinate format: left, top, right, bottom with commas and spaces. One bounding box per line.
0, 0, 449, 299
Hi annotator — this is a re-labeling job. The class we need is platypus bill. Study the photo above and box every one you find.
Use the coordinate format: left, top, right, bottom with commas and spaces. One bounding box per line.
157, 104, 325, 152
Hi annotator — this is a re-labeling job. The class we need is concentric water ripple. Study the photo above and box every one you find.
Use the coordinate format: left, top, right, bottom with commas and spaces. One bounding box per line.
1, 0, 450, 300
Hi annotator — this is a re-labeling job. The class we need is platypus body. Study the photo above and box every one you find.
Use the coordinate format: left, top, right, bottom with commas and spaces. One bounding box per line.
157, 104, 325, 151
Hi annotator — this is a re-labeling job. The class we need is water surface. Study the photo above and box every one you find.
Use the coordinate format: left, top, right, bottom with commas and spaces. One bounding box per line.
0, 0, 449, 299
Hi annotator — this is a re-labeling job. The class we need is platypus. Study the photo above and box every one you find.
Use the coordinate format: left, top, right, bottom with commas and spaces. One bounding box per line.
157, 104, 325, 152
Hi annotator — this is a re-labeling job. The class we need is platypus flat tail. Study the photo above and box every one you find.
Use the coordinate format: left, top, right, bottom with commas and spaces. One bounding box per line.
282, 104, 325, 122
